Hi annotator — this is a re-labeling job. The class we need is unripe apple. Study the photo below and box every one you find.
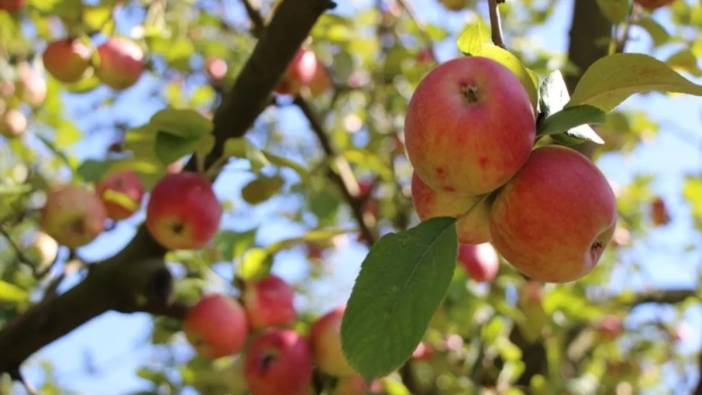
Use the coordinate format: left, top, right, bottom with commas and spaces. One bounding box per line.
0, 0, 25, 12
458, 243, 499, 282
184, 294, 249, 359
0, 108, 27, 138
243, 275, 296, 329
310, 306, 356, 377
635, 0, 674, 11
205, 57, 228, 81
25, 231, 59, 269
96, 170, 144, 220
96, 38, 145, 90
411, 173, 491, 244
490, 146, 617, 283
41, 185, 107, 248
244, 329, 313, 395
42, 38, 91, 83
146, 172, 222, 250
650, 196, 670, 226
275, 49, 318, 96
17, 63, 46, 107
405, 57, 535, 195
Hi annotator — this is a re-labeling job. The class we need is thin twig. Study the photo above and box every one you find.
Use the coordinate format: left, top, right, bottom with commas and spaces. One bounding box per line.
294, 96, 376, 245
240, 0, 266, 38
8, 367, 38, 395
615, 1, 635, 53
487, 0, 505, 48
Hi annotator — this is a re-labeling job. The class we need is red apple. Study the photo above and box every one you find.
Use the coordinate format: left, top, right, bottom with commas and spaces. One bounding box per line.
185, 294, 249, 359
243, 275, 296, 329
42, 38, 92, 83
0, 0, 25, 12
651, 196, 670, 226
96, 170, 144, 220
458, 243, 499, 282
404, 57, 535, 195
0, 108, 27, 138
205, 57, 228, 81
635, 0, 674, 11
275, 49, 318, 96
146, 172, 222, 250
490, 146, 617, 283
309, 61, 332, 96
41, 185, 107, 248
310, 306, 356, 377
96, 37, 145, 90
411, 173, 491, 244
17, 63, 46, 107
244, 329, 313, 395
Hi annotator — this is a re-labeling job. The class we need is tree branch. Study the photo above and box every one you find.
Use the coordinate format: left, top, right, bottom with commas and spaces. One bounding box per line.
487, 0, 505, 48
0, 0, 333, 374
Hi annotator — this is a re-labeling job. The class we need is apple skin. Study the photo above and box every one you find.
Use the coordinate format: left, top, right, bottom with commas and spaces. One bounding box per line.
96, 170, 144, 220
96, 38, 144, 90
309, 62, 332, 96
404, 57, 535, 195
635, 0, 674, 11
458, 243, 499, 282
651, 196, 670, 226
0, 109, 27, 138
17, 63, 46, 107
310, 306, 357, 377
244, 329, 313, 395
41, 185, 107, 248
205, 57, 228, 81
489, 145, 617, 283
0, 0, 25, 12
411, 173, 491, 244
42, 39, 91, 83
146, 172, 222, 250
275, 49, 318, 96
243, 275, 296, 330
184, 294, 249, 359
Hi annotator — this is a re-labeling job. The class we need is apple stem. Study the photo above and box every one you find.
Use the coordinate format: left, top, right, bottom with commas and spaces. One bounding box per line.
487, 0, 506, 48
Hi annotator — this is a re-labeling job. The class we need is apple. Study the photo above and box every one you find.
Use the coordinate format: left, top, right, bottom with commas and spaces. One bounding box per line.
310, 306, 356, 377
490, 145, 617, 283
404, 56, 535, 195
96, 170, 144, 220
438, 0, 470, 11
41, 185, 107, 248
0, 108, 27, 138
184, 294, 249, 359
244, 329, 313, 395
205, 57, 228, 81
651, 196, 670, 226
17, 63, 46, 107
243, 275, 296, 329
25, 231, 59, 269
596, 315, 622, 340
0, 0, 25, 12
309, 61, 332, 96
42, 38, 92, 83
146, 172, 222, 250
275, 48, 318, 96
411, 173, 491, 244
96, 37, 145, 90
635, 0, 675, 11
412, 342, 434, 360
458, 243, 499, 282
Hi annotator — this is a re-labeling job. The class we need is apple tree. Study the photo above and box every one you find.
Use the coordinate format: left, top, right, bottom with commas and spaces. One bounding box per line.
1, 0, 702, 394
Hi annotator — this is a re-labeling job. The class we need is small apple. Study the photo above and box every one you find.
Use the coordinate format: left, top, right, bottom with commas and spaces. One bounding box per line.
275, 49, 318, 96
146, 172, 222, 250
310, 306, 357, 377
596, 315, 622, 340
458, 243, 499, 282
490, 146, 617, 283
309, 61, 332, 96
17, 63, 46, 107
650, 196, 670, 226
41, 185, 107, 248
205, 57, 228, 81
244, 329, 313, 395
411, 173, 491, 244
96, 37, 145, 90
42, 38, 92, 83
243, 275, 296, 329
25, 231, 59, 269
404, 57, 535, 195
635, 0, 675, 11
0, 0, 25, 12
0, 108, 27, 138
185, 294, 249, 359
96, 170, 144, 220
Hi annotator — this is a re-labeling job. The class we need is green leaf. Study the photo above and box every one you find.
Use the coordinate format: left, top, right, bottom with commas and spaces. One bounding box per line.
261, 150, 309, 179
637, 16, 670, 46
538, 105, 605, 144
215, 229, 258, 261
684, 178, 702, 227
239, 248, 273, 281
666, 49, 702, 77
153, 132, 200, 165
149, 109, 213, 139
223, 138, 270, 170
76, 160, 112, 183
538, 70, 569, 118
568, 53, 702, 112
0, 280, 28, 303
241, 175, 285, 205
457, 19, 538, 108
341, 217, 458, 379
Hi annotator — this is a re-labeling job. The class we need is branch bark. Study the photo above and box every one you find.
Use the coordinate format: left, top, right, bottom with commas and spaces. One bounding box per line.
0, 0, 333, 374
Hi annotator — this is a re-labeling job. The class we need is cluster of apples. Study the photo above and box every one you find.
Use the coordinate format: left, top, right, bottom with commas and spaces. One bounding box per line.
406, 56, 617, 283
0, 62, 46, 138
184, 280, 368, 395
